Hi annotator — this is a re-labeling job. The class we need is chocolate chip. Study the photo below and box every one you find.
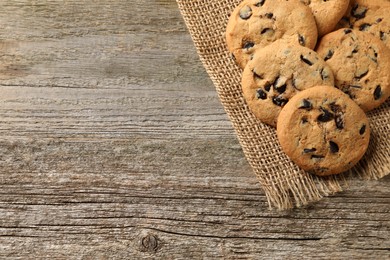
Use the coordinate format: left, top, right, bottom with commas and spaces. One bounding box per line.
329, 141, 339, 153
346, 46, 358, 58
359, 23, 371, 31
272, 96, 288, 107
344, 29, 352, 34
359, 124, 366, 135
261, 28, 274, 34
324, 49, 334, 61
243, 41, 254, 49
380, 31, 385, 41
304, 148, 316, 153
299, 99, 312, 110
320, 68, 329, 81
301, 117, 308, 124
239, 6, 252, 20
255, 0, 265, 7
311, 155, 324, 159
351, 5, 367, 20
274, 84, 286, 94
340, 16, 352, 27
335, 115, 344, 130
256, 89, 267, 100
317, 107, 334, 122
374, 85, 382, 100
355, 69, 368, 80
298, 35, 305, 46
273, 76, 280, 85
329, 102, 341, 113
264, 82, 271, 92
273, 76, 286, 93
265, 13, 273, 19
376, 18, 383, 23
329, 103, 344, 129
300, 55, 313, 66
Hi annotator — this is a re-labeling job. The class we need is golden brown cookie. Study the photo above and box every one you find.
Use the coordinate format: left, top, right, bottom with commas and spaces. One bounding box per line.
226, 0, 318, 68
277, 86, 370, 176
337, 0, 390, 49
300, 0, 350, 36
242, 41, 334, 126
316, 28, 390, 111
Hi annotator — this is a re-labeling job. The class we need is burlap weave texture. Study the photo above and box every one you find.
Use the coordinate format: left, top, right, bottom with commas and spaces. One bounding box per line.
177, 0, 390, 210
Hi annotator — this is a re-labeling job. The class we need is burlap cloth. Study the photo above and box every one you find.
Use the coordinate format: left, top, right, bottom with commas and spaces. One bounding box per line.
177, 0, 390, 210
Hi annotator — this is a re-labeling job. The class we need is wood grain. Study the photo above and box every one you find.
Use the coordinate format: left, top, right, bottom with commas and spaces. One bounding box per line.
0, 0, 388, 258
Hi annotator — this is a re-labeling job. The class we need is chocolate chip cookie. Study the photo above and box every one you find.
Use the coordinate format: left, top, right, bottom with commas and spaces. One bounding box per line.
337, 0, 390, 49
226, 0, 318, 68
300, 0, 350, 36
277, 86, 370, 176
242, 41, 334, 126
316, 28, 390, 111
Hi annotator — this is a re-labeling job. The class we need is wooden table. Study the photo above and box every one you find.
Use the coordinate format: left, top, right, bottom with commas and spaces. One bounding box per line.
0, 1, 388, 258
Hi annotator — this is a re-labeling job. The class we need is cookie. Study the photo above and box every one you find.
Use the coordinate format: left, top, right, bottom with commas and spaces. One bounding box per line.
300, 0, 350, 36
277, 86, 370, 176
242, 41, 334, 126
337, 0, 390, 49
316, 28, 390, 111
226, 0, 318, 68
336, 1, 390, 30
352, 8, 390, 49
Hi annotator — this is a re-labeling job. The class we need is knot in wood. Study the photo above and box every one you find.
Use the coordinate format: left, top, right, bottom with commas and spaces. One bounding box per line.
141, 234, 159, 252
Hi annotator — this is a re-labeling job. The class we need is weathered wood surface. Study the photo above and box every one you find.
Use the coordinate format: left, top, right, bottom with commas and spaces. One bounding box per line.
0, 0, 388, 259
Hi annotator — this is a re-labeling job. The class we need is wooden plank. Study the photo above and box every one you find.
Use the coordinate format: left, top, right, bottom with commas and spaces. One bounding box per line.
0, 0, 388, 258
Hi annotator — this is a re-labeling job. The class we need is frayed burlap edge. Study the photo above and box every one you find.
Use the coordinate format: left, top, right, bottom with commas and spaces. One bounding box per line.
177, 0, 390, 210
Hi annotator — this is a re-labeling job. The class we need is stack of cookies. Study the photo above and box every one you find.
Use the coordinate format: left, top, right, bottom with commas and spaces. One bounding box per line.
226, 0, 390, 176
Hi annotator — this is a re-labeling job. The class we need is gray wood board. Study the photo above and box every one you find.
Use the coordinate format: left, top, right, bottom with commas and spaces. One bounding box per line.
0, 0, 388, 259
